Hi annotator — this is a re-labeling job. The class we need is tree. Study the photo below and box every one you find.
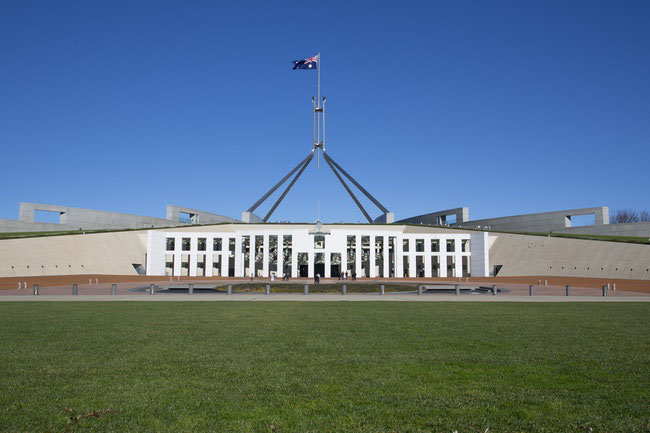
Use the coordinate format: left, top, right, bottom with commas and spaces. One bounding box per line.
641, 210, 650, 222
611, 209, 640, 224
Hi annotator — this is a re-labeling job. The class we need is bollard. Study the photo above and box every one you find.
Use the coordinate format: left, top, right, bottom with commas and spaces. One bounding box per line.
188, 283, 193, 295
227, 284, 232, 295
265, 284, 270, 295
455, 284, 460, 296
492, 284, 497, 296
149, 284, 155, 295
380, 284, 385, 295
612, 283, 616, 291
304, 284, 309, 295
544, 279, 548, 286
602, 284, 608, 297
341, 284, 347, 295
418, 285, 423, 295
565, 285, 571, 296
72, 283, 78, 295
529, 284, 534, 296
111, 283, 117, 296
33, 284, 39, 296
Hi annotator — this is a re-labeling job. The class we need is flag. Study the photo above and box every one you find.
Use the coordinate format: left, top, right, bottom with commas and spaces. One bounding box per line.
292, 55, 318, 70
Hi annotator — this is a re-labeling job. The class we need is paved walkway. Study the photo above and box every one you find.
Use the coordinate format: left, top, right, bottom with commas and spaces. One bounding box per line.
1, 293, 649, 302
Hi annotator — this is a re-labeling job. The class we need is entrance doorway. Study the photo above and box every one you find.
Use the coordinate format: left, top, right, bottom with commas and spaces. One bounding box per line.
314, 263, 325, 278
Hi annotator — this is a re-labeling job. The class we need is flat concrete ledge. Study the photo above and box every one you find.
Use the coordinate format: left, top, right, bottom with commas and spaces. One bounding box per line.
1, 294, 649, 302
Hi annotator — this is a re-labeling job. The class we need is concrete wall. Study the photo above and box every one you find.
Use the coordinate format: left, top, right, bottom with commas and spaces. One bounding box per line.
398, 207, 469, 225
553, 221, 650, 238
489, 232, 650, 280
0, 231, 147, 277
166, 205, 239, 224
458, 207, 609, 232
0, 202, 239, 233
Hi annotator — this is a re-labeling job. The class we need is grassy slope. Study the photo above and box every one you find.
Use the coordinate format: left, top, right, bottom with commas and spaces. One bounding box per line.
0, 303, 648, 433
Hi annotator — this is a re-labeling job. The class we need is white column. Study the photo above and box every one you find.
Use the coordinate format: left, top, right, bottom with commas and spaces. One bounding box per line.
291, 248, 298, 278
395, 236, 403, 278
325, 252, 331, 278
277, 239, 284, 279
234, 236, 243, 277
262, 234, 269, 277
355, 235, 362, 278
308, 252, 314, 278
173, 253, 181, 277
221, 251, 228, 277
248, 237, 255, 278
369, 235, 376, 278
439, 237, 448, 278
341, 244, 348, 276
383, 236, 389, 278
455, 250, 462, 278
206, 253, 213, 277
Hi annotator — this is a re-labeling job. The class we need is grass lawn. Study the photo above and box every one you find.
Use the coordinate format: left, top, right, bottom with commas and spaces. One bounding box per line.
0, 303, 648, 432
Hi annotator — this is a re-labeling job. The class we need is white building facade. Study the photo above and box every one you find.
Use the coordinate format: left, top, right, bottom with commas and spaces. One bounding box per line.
146, 224, 489, 278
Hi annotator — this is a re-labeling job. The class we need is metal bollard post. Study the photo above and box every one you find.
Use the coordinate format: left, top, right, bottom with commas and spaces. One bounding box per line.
341, 284, 347, 295
304, 284, 309, 295
33, 284, 39, 296
111, 283, 117, 296
529, 285, 534, 296
227, 284, 232, 295
265, 284, 270, 295
455, 284, 460, 296
72, 283, 78, 295
149, 284, 155, 295
492, 284, 497, 296
188, 283, 193, 295
380, 284, 385, 295
418, 285, 423, 295
565, 285, 570, 296
602, 285, 608, 297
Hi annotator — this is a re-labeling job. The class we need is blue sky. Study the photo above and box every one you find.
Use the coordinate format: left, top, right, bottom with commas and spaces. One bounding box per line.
1, 0, 649, 223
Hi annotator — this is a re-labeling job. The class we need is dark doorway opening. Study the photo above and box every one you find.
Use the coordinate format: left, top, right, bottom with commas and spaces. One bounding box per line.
299, 264, 308, 277
330, 264, 340, 278
314, 263, 325, 278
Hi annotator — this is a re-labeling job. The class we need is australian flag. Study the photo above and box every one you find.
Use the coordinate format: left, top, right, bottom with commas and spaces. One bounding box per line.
292, 55, 318, 70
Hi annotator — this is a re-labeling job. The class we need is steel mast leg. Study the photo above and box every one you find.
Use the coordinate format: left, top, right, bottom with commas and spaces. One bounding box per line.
324, 155, 373, 223
263, 152, 315, 222
247, 151, 314, 214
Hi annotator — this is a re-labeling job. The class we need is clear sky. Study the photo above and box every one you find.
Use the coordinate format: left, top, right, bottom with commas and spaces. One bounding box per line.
1, 0, 649, 224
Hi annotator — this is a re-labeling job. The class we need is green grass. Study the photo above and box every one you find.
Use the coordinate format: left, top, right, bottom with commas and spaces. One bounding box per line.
0, 303, 648, 432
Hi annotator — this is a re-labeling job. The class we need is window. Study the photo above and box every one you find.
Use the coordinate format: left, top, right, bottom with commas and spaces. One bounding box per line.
446, 239, 455, 252
415, 239, 424, 252
213, 238, 222, 251
166, 238, 175, 251
182, 238, 191, 251
197, 238, 206, 251
431, 239, 439, 252
314, 235, 325, 249
402, 239, 409, 252
462, 239, 470, 252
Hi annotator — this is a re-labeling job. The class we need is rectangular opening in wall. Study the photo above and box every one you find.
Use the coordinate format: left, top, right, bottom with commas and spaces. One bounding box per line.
34, 210, 61, 224
165, 254, 174, 276
462, 256, 470, 277
445, 214, 457, 225
567, 214, 596, 227
269, 235, 277, 275
431, 256, 440, 277
178, 212, 192, 223
181, 254, 189, 276
416, 256, 424, 277
213, 254, 222, 276
447, 256, 456, 277
197, 254, 206, 277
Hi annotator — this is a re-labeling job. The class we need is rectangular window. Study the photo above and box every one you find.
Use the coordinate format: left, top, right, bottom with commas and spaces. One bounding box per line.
415, 239, 424, 252
213, 238, 222, 251
182, 238, 191, 251
197, 238, 206, 251
446, 239, 455, 252
314, 235, 325, 249
462, 239, 470, 252
402, 239, 409, 252
166, 238, 175, 251
431, 239, 440, 252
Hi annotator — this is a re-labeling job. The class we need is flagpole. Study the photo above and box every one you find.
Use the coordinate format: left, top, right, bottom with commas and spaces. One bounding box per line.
317, 53, 321, 168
